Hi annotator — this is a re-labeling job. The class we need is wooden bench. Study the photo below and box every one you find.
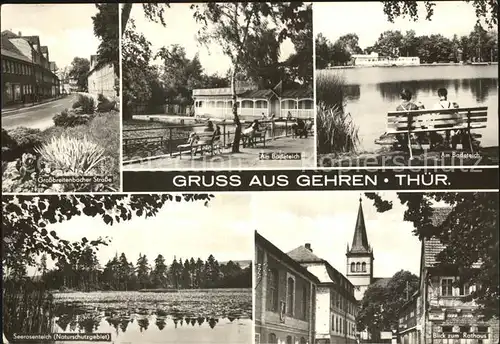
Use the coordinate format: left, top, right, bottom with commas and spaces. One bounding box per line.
378, 106, 487, 159
177, 127, 222, 159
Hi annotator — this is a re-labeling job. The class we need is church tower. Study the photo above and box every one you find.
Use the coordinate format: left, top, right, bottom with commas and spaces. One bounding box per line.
346, 197, 374, 300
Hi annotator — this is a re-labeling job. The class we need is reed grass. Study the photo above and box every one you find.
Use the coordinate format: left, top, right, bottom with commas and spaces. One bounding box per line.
316, 71, 360, 154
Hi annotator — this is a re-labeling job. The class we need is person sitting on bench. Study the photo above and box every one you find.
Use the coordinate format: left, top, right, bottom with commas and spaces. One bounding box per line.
432, 88, 461, 149
292, 118, 308, 138
395, 88, 426, 148
191, 120, 215, 155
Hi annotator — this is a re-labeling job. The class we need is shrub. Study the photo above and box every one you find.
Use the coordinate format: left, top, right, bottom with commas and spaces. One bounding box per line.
96, 94, 117, 112
316, 71, 345, 109
35, 135, 106, 174
53, 109, 91, 127
72, 94, 95, 114
4, 127, 45, 160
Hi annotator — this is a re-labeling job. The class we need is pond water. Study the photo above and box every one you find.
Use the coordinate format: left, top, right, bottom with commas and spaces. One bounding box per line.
322, 65, 499, 152
49, 290, 252, 344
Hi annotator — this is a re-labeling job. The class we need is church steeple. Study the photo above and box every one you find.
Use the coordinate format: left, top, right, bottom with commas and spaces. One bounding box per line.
349, 197, 372, 254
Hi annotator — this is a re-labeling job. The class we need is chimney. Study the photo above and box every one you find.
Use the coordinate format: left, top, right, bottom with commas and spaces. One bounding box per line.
305, 243, 312, 252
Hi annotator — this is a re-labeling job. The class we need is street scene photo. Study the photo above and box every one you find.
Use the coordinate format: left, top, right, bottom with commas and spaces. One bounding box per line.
1, 4, 120, 192
254, 191, 499, 344
2, 194, 253, 344
121, 2, 315, 170
315, 1, 498, 167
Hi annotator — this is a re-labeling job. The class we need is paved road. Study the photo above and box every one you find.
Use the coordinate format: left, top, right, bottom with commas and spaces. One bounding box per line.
1, 94, 78, 130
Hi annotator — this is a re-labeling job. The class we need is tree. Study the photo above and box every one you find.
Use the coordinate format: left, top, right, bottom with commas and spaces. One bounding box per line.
192, 2, 311, 153
121, 3, 170, 34
68, 57, 90, 91
38, 253, 48, 277
2, 194, 214, 275
365, 192, 498, 320
373, 30, 404, 58
357, 270, 419, 339
169, 258, 180, 289
92, 3, 119, 77
381, 1, 498, 28
152, 254, 168, 288
315, 33, 334, 69
136, 253, 151, 289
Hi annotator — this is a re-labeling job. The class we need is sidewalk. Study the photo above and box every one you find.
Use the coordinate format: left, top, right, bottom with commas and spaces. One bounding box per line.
1, 95, 67, 115
124, 136, 316, 170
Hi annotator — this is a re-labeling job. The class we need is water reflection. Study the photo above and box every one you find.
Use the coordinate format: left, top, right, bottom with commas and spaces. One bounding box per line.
50, 302, 250, 344
326, 65, 499, 151
375, 78, 498, 103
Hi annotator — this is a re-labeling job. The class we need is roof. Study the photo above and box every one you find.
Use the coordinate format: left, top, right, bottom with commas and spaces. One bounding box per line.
287, 245, 324, 263
239, 89, 275, 99
281, 88, 313, 99
348, 198, 372, 255
1, 31, 31, 62
255, 231, 321, 284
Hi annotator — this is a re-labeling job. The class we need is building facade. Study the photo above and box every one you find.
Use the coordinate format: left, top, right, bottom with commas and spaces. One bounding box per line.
193, 83, 314, 120
87, 54, 118, 100
400, 207, 500, 344
1, 30, 60, 107
288, 244, 358, 344
256, 231, 318, 344
350, 52, 420, 67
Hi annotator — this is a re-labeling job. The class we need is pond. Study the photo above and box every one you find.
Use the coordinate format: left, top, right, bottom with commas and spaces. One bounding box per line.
321, 64, 499, 153
49, 289, 252, 344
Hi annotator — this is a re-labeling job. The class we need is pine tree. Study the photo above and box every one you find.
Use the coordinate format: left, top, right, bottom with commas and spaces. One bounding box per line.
152, 254, 168, 288
136, 253, 151, 289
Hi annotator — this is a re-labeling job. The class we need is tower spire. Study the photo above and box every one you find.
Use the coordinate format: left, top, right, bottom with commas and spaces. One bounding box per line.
349, 197, 371, 254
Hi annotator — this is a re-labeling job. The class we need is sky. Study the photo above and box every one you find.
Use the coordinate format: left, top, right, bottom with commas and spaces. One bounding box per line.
1, 4, 102, 70
129, 3, 295, 76
251, 192, 422, 278
29, 194, 253, 274
315, 1, 488, 49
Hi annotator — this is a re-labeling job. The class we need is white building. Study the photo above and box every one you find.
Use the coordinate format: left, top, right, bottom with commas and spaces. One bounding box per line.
192, 82, 314, 120
87, 54, 117, 100
351, 52, 420, 67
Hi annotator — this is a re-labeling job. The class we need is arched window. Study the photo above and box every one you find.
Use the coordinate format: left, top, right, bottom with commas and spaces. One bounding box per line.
301, 285, 308, 319
300, 337, 307, 344
362, 262, 367, 272
356, 262, 361, 272
286, 336, 293, 344
350, 262, 355, 272
287, 277, 295, 316
267, 269, 279, 312
268, 333, 277, 344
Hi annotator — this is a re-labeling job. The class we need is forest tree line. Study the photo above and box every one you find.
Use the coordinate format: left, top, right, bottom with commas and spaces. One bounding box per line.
316, 23, 498, 68
5, 250, 251, 292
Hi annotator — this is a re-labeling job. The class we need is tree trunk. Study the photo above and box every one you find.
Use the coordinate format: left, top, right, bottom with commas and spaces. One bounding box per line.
231, 69, 242, 153
121, 3, 133, 35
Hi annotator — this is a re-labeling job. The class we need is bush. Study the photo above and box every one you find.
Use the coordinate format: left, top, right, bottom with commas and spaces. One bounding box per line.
2, 127, 45, 160
72, 94, 95, 114
96, 94, 117, 112
316, 71, 345, 109
53, 109, 91, 127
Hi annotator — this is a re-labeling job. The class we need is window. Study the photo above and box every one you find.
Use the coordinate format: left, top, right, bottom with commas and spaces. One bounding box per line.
335, 317, 338, 332
287, 277, 295, 316
356, 262, 360, 272
286, 336, 293, 344
332, 315, 335, 330
361, 262, 366, 272
458, 282, 470, 296
441, 278, 453, 296
460, 326, 470, 333
442, 326, 453, 333
477, 327, 488, 333
351, 262, 355, 272
268, 333, 277, 344
300, 338, 307, 344
268, 268, 279, 312
301, 285, 308, 319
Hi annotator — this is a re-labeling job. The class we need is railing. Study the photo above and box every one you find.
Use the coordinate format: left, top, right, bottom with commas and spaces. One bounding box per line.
122, 117, 314, 162
280, 109, 314, 119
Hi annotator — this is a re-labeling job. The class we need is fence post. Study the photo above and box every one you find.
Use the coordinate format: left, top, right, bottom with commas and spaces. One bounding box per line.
169, 127, 173, 157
